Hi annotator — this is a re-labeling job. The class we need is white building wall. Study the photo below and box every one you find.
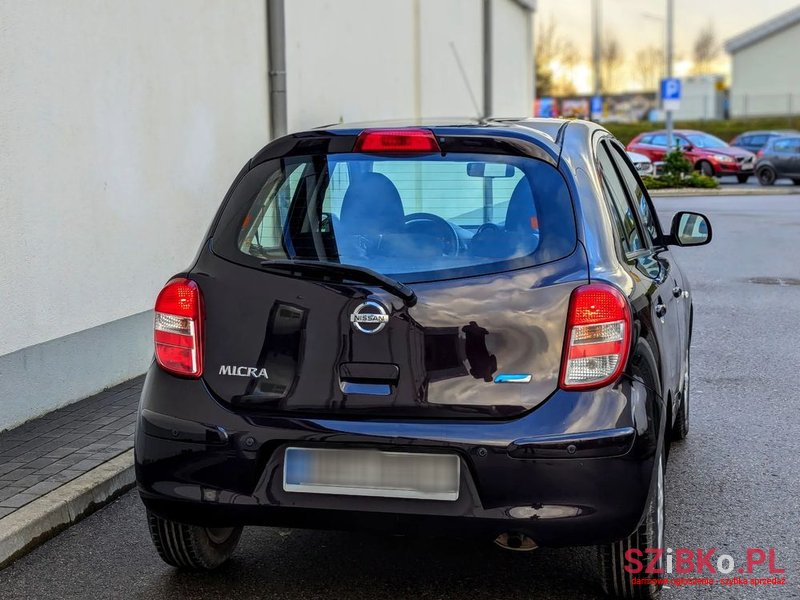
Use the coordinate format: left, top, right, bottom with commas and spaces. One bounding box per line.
285, 0, 531, 132
0, 0, 533, 431
420, 0, 485, 119
673, 75, 725, 121
730, 21, 800, 117
0, 0, 270, 430
283, 0, 417, 130
491, 0, 533, 117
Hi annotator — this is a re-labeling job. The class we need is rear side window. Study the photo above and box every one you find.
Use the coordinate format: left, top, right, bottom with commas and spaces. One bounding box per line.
651, 134, 668, 147
596, 143, 644, 255
774, 138, 800, 152
609, 144, 659, 242
215, 152, 577, 283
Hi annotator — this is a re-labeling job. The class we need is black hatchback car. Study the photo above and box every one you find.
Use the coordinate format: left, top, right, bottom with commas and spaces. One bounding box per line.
755, 135, 800, 185
730, 129, 798, 154
136, 119, 711, 599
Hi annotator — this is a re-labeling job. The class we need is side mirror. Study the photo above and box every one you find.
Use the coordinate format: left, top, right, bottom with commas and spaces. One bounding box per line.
669, 211, 712, 247
683, 144, 694, 152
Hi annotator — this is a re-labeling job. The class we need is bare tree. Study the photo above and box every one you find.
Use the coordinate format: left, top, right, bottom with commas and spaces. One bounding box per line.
554, 39, 579, 95
534, 15, 581, 97
600, 31, 623, 93
535, 16, 561, 97
693, 23, 719, 74
634, 46, 663, 91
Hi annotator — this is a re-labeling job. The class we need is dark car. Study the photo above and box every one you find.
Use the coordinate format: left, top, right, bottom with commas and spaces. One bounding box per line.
730, 129, 799, 154
627, 129, 755, 183
755, 135, 800, 185
135, 119, 711, 599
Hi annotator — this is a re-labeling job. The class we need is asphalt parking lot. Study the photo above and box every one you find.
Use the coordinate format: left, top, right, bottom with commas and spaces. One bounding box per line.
1, 193, 798, 600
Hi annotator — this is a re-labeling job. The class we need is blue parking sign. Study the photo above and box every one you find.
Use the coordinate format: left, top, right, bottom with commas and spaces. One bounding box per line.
660, 78, 681, 110
590, 96, 603, 117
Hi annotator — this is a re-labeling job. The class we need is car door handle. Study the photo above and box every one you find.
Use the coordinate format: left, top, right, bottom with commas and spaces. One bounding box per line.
672, 286, 683, 298
655, 303, 667, 318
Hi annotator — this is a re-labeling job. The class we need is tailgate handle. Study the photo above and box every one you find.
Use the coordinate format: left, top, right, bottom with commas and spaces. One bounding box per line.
339, 362, 399, 383
339, 363, 399, 396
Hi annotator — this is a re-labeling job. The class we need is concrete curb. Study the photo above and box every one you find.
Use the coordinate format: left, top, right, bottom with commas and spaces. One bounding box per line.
0, 449, 134, 569
651, 186, 800, 197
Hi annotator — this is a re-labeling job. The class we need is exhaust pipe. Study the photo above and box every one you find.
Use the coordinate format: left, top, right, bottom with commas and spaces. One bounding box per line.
494, 532, 538, 552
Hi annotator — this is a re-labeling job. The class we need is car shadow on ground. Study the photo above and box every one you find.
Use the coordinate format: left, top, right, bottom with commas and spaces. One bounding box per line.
145, 528, 603, 600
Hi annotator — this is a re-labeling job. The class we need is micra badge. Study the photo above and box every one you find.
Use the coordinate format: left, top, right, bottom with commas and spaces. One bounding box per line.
218, 365, 269, 379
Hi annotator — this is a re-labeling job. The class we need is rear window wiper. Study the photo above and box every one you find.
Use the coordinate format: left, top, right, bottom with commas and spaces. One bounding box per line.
259, 259, 417, 307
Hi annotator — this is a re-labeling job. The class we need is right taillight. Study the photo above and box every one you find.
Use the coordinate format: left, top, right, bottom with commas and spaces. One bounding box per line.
560, 283, 632, 390
154, 278, 203, 378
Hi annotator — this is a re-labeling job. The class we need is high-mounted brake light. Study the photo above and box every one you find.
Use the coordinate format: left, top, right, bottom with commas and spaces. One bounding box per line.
354, 128, 440, 153
559, 283, 631, 390
154, 278, 203, 378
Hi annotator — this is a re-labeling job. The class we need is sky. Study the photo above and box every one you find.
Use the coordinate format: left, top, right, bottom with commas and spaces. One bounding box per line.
536, 0, 799, 93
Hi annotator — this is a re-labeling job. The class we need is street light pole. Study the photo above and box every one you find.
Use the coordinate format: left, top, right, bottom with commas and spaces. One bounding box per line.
592, 0, 602, 95
665, 0, 674, 148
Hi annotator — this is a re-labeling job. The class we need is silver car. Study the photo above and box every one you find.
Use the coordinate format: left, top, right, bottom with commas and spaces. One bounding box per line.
627, 151, 654, 176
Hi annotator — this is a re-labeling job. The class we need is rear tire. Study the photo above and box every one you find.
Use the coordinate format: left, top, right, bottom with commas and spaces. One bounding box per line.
597, 454, 665, 599
757, 166, 777, 186
671, 349, 690, 441
736, 174, 749, 184
147, 510, 243, 570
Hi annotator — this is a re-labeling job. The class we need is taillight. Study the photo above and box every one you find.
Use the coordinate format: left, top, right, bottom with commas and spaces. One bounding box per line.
354, 128, 440, 153
560, 283, 631, 390
154, 278, 203, 377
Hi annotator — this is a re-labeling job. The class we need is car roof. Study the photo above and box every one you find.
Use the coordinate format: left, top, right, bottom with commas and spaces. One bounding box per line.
253, 118, 609, 165
640, 129, 709, 136
738, 129, 798, 136
315, 117, 577, 147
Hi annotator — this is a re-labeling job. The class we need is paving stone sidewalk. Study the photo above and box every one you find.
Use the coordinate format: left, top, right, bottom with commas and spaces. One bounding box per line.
0, 376, 143, 519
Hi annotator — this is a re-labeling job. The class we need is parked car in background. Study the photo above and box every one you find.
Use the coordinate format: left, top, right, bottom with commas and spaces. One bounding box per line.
626, 151, 654, 176
755, 135, 800, 185
730, 130, 799, 154
627, 129, 756, 183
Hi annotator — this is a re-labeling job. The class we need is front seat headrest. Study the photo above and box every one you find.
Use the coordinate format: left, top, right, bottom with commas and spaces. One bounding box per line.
504, 179, 538, 233
339, 173, 405, 237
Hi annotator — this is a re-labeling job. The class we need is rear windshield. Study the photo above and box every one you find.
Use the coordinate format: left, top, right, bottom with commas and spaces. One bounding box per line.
213, 152, 576, 283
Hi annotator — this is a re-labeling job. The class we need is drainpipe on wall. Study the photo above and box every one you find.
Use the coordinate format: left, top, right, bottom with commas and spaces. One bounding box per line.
482, 0, 493, 120
267, 0, 287, 139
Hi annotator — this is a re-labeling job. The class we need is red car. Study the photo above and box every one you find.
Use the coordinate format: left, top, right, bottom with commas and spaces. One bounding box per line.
627, 129, 755, 183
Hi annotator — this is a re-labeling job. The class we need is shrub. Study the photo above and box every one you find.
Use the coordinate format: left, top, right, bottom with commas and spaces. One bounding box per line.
641, 175, 675, 189
662, 148, 692, 177
684, 171, 718, 188
641, 171, 718, 190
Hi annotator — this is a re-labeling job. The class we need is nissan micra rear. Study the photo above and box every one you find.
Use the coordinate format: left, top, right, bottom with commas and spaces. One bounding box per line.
135, 119, 711, 599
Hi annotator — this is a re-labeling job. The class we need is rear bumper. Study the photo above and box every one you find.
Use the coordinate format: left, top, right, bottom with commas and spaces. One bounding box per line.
135, 364, 663, 547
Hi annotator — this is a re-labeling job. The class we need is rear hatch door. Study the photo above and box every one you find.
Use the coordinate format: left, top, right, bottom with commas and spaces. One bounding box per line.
200, 129, 586, 418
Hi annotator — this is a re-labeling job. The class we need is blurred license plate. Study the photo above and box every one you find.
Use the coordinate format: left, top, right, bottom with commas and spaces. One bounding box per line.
283, 447, 460, 501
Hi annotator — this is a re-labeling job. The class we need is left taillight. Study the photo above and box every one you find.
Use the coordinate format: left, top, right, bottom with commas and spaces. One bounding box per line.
154, 278, 203, 378
559, 283, 632, 390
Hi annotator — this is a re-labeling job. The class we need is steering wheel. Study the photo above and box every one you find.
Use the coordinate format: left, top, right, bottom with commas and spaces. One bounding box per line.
404, 212, 460, 256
